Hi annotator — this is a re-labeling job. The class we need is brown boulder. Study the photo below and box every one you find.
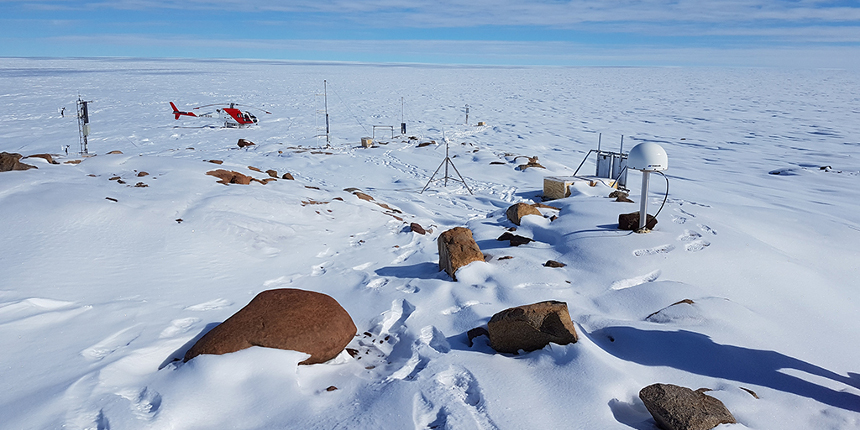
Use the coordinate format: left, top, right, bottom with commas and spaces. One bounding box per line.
184, 288, 357, 365
107, 150, 123, 155
506, 203, 542, 226
639, 384, 736, 430
487, 300, 578, 353
544, 260, 566, 268
437, 227, 484, 281
238, 139, 255, 148
25, 154, 59, 164
0, 152, 37, 172
354, 192, 374, 202
619, 212, 658, 230
410, 223, 426, 235
497, 232, 533, 247
206, 169, 253, 185
282, 173, 295, 180
266, 169, 278, 178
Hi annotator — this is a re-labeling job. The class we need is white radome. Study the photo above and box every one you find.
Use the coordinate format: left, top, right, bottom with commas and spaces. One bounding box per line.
627, 141, 668, 171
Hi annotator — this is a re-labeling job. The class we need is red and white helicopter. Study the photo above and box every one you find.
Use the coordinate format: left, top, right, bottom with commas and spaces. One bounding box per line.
170, 102, 271, 128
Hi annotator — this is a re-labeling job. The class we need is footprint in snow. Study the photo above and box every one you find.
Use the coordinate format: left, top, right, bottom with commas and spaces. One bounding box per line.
185, 298, 232, 311
159, 317, 200, 338
441, 300, 484, 315
698, 224, 717, 235
685, 240, 711, 252
610, 270, 662, 290
81, 325, 142, 361
365, 278, 388, 290
671, 215, 687, 224
633, 244, 675, 257
677, 230, 702, 242
675, 207, 696, 218
412, 366, 498, 430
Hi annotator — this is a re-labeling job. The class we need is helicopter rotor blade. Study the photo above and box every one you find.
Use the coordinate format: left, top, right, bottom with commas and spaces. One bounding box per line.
232, 104, 272, 114
192, 103, 270, 114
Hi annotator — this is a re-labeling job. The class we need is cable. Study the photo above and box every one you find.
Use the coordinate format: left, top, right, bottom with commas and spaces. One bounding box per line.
328, 82, 370, 135
653, 171, 670, 218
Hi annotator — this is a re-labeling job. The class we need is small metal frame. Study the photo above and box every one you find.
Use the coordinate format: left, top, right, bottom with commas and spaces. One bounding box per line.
372, 125, 395, 140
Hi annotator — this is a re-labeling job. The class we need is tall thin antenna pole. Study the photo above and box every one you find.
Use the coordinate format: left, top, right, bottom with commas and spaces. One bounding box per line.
324, 80, 330, 144
465, 104, 470, 125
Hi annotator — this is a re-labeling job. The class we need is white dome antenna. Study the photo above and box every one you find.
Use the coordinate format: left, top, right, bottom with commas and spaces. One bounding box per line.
627, 142, 669, 232
627, 141, 668, 172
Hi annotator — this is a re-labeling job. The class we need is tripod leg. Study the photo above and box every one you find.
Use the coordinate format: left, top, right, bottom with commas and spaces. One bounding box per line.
421, 158, 448, 194
448, 159, 473, 195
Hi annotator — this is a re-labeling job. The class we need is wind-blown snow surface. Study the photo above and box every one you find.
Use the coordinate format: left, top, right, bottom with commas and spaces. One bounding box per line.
2, 58, 859, 429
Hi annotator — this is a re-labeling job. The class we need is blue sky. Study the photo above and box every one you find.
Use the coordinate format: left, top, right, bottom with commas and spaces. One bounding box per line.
2, 0, 859, 68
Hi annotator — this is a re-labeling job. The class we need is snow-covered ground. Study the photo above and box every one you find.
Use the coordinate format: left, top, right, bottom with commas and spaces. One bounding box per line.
1, 58, 859, 429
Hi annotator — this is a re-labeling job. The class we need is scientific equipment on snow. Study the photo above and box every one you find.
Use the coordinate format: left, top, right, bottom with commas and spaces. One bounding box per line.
627, 142, 669, 232
421, 137, 473, 195
76, 96, 92, 155
573, 133, 628, 189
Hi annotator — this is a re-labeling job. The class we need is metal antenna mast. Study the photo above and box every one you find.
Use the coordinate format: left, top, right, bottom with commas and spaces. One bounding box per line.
76, 95, 92, 155
324, 80, 330, 144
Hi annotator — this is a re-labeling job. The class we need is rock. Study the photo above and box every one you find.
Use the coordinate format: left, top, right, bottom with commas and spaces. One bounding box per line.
266, 169, 278, 178
0, 152, 37, 172
437, 227, 484, 281
282, 173, 295, 180
206, 169, 253, 185
506, 202, 542, 226
137, 171, 149, 177
487, 301, 578, 353
490, 161, 507, 165
517, 156, 545, 171
208, 159, 224, 165
25, 154, 59, 164
410, 223, 426, 235
639, 383, 737, 430
184, 288, 357, 365
609, 190, 634, 203
467, 327, 489, 347
106, 150, 123, 155
544, 260, 566, 268
248, 166, 262, 172
417, 140, 436, 148
354, 192, 374, 202
497, 232, 533, 247
238, 139, 255, 148
619, 212, 658, 230
134, 182, 148, 188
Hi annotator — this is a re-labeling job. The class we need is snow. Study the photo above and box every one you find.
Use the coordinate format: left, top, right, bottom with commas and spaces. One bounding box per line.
1, 57, 859, 429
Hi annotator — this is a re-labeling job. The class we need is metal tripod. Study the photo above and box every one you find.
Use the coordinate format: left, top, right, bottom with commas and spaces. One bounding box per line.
421, 141, 473, 194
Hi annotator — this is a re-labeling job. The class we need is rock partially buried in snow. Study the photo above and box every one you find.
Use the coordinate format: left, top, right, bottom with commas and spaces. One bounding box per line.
24, 153, 59, 164
487, 300, 578, 353
639, 383, 736, 430
410, 223, 426, 235
184, 288, 357, 365
237, 139, 255, 148
0, 152, 37, 172
506, 202, 542, 226
438, 227, 484, 281
619, 211, 657, 230
206, 169, 252, 185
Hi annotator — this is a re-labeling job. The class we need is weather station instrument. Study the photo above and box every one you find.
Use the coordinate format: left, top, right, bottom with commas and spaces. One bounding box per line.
626, 142, 669, 232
